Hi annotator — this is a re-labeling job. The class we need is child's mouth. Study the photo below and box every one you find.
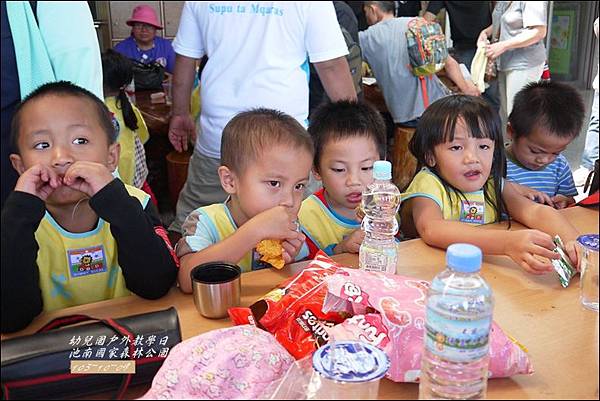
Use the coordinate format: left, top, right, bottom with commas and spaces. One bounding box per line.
464, 170, 482, 180
346, 192, 362, 203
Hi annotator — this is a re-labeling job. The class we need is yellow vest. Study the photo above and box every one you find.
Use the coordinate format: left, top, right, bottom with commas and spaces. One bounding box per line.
298, 191, 360, 255
35, 184, 149, 311
402, 168, 499, 225
105, 96, 149, 186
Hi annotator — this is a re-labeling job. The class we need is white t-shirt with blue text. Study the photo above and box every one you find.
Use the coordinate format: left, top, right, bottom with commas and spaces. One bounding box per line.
173, 2, 349, 159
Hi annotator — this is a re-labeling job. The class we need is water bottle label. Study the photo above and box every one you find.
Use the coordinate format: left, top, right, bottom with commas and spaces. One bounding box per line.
424, 309, 491, 362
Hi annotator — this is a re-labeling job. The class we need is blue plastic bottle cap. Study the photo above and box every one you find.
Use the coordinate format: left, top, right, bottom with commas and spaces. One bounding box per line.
577, 234, 599, 252
373, 160, 392, 180
312, 341, 390, 383
446, 243, 482, 273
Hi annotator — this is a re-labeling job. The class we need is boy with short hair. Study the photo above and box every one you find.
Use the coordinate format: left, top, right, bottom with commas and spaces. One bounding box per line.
1, 81, 178, 333
300, 100, 387, 258
506, 81, 585, 209
176, 109, 313, 293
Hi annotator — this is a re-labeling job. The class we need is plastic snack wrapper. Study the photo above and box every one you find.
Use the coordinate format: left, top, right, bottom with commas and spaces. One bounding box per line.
229, 251, 348, 359
322, 268, 534, 382
552, 235, 577, 288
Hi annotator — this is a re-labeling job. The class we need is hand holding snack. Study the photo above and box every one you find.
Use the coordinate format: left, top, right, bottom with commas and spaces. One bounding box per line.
281, 235, 306, 264
62, 161, 115, 197
504, 230, 558, 275
15, 164, 62, 201
249, 205, 302, 242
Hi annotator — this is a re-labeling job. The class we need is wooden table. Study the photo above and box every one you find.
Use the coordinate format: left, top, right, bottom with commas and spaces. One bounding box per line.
3, 207, 598, 399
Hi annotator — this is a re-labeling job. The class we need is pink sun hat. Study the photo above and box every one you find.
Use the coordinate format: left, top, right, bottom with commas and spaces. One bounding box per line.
126, 5, 163, 29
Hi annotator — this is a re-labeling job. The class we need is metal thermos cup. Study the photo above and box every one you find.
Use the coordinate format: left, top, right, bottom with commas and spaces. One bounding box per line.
191, 262, 241, 319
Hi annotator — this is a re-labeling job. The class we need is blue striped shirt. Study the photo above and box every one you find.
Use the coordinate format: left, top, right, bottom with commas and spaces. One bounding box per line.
506, 153, 577, 197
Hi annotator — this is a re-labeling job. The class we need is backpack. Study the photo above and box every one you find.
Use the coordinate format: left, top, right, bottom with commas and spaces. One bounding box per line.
405, 17, 448, 107
341, 26, 363, 97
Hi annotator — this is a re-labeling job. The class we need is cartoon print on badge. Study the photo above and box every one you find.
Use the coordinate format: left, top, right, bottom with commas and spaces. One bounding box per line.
80, 255, 93, 270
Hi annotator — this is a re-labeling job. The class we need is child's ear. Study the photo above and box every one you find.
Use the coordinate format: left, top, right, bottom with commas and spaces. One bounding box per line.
312, 166, 323, 182
506, 123, 514, 141
218, 166, 237, 195
424, 152, 436, 168
106, 142, 120, 172
9, 154, 25, 175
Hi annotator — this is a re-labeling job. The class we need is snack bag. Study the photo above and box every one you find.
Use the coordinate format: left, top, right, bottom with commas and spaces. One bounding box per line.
552, 235, 577, 288
323, 268, 534, 382
229, 252, 348, 359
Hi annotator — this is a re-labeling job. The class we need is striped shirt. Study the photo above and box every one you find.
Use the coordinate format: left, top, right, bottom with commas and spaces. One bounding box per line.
506, 153, 577, 197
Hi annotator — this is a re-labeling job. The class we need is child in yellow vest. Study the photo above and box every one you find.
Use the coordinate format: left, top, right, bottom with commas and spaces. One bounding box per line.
1, 82, 178, 333
299, 101, 388, 259
401, 95, 580, 274
176, 109, 313, 293
101, 50, 150, 190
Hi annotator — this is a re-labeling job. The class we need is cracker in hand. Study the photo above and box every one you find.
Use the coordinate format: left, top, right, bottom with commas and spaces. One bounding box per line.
256, 239, 285, 269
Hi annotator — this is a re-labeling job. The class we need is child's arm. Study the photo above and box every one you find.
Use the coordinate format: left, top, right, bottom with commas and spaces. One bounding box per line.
503, 181, 580, 264
1, 191, 45, 333
178, 206, 303, 293
90, 179, 179, 299
333, 229, 365, 254
410, 197, 559, 274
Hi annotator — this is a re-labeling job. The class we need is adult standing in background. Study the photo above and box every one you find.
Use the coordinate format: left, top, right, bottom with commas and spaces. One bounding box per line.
167, 2, 357, 235
424, 1, 499, 112
114, 5, 176, 74
1, 1, 103, 209
478, 1, 548, 121
359, 1, 480, 127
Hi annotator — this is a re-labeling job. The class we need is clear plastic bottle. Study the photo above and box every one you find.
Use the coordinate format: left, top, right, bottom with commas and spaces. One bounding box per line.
359, 160, 401, 274
419, 244, 494, 400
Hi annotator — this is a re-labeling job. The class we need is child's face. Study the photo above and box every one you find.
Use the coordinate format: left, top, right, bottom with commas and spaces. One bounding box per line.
315, 136, 380, 216
225, 145, 312, 225
10, 95, 118, 206
429, 120, 495, 193
508, 125, 573, 171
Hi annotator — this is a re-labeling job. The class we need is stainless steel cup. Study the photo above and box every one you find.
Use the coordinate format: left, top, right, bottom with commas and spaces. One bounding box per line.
191, 262, 241, 319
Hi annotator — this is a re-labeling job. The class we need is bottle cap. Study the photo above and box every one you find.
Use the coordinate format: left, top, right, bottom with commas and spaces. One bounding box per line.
577, 234, 599, 252
446, 243, 482, 273
373, 160, 392, 180
312, 341, 389, 383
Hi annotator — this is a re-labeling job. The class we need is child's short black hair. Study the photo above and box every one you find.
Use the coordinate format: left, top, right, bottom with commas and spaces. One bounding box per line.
220, 108, 314, 174
10, 81, 116, 154
509, 80, 585, 139
308, 100, 387, 171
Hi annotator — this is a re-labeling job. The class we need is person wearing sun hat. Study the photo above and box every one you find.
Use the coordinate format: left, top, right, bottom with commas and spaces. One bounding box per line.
114, 4, 175, 73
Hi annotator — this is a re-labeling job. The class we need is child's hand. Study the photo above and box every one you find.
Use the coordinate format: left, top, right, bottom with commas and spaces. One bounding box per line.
62, 161, 115, 197
250, 206, 302, 242
504, 230, 559, 274
335, 229, 365, 254
550, 195, 575, 210
14, 164, 62, 201
564, 239, 580, 271
513, 183, 556, 207
281, 234, 307, 264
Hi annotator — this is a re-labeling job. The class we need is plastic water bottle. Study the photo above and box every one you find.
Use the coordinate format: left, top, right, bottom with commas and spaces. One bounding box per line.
359, 160, 401, 274
419, 244, 494, 400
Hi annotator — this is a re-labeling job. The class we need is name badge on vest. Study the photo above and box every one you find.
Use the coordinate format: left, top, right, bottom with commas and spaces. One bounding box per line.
67, 245, 108, 278
459, 200, 485, 224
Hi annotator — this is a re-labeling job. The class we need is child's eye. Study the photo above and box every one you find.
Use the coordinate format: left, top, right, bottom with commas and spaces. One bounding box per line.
294, 182, 306, 191
449, 145, 462, 151
267, 181, 281, 188
73, 138, 89, 145
331, 168, 345, 173
34, 142, 50, 150
361, 165, 374, 171
480, 144, 490, 150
